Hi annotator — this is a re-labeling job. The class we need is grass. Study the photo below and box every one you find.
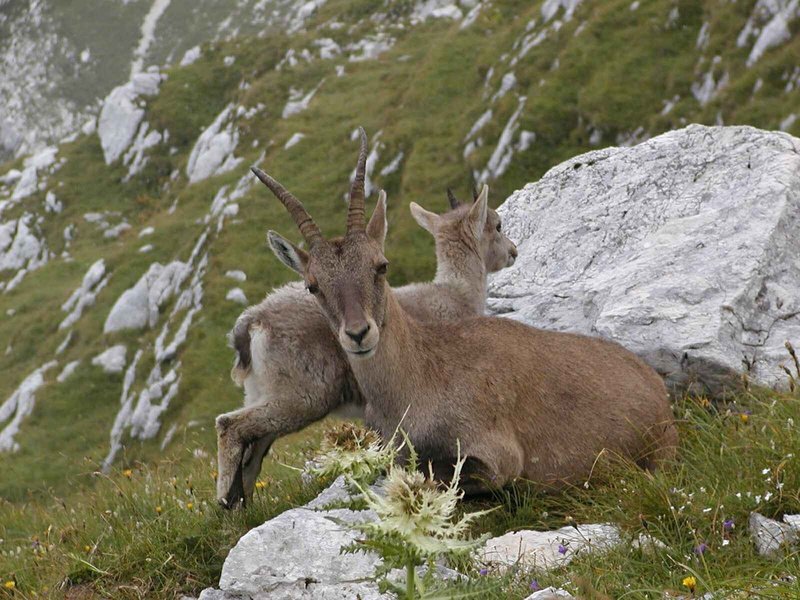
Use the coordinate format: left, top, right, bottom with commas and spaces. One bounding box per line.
2, 0, 800, 596
2, 389, 798, 598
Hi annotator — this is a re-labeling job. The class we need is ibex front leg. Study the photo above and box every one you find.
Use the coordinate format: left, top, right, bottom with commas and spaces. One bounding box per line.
215, 404, 323, 509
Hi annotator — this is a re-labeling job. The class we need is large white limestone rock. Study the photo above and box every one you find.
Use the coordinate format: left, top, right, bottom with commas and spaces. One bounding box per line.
103, 261, 190, 333
218, 507, 385, 599
97, 72, 163, 165
488, 125, 800, 393
186, 104, 241, 183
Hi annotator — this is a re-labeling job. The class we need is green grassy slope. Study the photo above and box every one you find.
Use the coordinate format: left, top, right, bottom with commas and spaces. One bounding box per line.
1, 0, 799, 594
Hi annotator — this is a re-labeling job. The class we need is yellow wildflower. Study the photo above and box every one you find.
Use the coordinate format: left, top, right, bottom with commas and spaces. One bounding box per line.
122, 469, 133, 478
84, 545, 91, 552
740, 413, 749, 424
186, 502, 194, 511
155, 506, 162, 514
682, 575, 697, 591
255, 481, 266, 490
3, 580, 15, 589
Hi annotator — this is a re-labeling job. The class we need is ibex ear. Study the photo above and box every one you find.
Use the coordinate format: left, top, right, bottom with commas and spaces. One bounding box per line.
367, 190, 388, 246
409, 202, 439, 235
267, 230, 308, 275
466, 184, 489, 239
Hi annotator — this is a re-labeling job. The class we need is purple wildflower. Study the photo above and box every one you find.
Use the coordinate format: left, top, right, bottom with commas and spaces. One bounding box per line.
723, 518, 735, 532
694, 542, 708, 555
478, 568, 488, 576
557, 544, 567, 555
530, 580, 540, 591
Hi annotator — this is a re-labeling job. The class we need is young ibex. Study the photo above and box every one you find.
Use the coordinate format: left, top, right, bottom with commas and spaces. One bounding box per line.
215, 141, 517, 507
254, 128, 678, 494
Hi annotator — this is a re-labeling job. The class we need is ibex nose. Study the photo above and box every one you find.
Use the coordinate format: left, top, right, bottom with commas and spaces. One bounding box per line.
510, 245, 518, 259
345, 324, 371, 345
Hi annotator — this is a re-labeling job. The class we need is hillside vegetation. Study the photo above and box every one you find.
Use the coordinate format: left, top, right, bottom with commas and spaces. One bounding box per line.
1, 0, 799, 596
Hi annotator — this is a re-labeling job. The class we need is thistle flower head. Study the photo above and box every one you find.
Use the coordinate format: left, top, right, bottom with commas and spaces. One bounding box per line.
312, 423, 392, 483
352, 441, 493, 559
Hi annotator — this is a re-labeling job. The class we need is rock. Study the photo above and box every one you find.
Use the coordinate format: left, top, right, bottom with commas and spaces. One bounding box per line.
783, 514, 800, 531
303, 475, 352, 509
411, 0, 463, 22
218, 507, 386, 599
139, 226, 155, 237
186, 104, 241, 183
284, 133, 305, 149
282, 82, 323, 119
97, 73, 163, 164
525, 588, 576, 600
0, 214, 47, 272
103, 222, 132, 239
104, 261, 190, 333
479, 523, 621, 571
488, 125, 800, 393
180, 45, 202, 66
347, 34, 395, 62
59, 259, 109, 330
225, 270, 247, 282
44, 191, 62, 213
10, 147, 57, 202
0, 361, 58, 452
56, 360, 81, 383
749, 512, 799, 558
92, 345, 128, 374
226, 288, 248, 305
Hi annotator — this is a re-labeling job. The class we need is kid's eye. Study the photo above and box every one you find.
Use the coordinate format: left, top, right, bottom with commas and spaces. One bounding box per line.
376, 262, 388, 276
307, 282, 319, 294
496, 223, 502, 232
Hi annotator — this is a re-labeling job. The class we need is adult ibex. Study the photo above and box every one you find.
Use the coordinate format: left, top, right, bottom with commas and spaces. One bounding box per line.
251, 128, 678, 494
216, 137, 517, 507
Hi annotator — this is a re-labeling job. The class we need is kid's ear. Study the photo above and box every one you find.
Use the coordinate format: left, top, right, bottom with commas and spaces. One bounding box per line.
466, 184, 489, 239
267, 230, 308, 275
367, 190, 388, 246
409, 202, 439, 235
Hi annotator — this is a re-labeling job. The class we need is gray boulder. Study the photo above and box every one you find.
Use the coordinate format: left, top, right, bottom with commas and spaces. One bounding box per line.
488, 125, 800, 393
103, 261, 190, 333
97, 72, 162, 165
478, 523, 622, 571
749, 512, 799, 558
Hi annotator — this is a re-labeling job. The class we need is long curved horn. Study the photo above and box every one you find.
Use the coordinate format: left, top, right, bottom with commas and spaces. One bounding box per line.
251, 167, 322, 246
347, 127, 368, 235
446, 188, 461, 209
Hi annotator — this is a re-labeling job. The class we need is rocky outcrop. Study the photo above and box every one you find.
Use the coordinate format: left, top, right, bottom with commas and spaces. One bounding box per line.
186, 104, 241, 184
103, 261, 190, 333
488, 125, 800, 394
97, 71, 163, 165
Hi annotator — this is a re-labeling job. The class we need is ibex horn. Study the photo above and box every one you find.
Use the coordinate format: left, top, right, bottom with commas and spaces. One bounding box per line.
346, 127, 368, 235
446, 188, 462, 209
251, 167, 322, 246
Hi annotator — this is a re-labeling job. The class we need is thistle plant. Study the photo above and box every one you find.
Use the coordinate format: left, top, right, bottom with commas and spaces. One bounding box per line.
345, 437, 494, 599
311, 422, 394, 484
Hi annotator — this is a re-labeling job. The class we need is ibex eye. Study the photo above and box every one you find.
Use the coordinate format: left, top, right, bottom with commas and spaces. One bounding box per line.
376, 262, 388, 276
496, 223, 502, 232
307, 282, 319, 295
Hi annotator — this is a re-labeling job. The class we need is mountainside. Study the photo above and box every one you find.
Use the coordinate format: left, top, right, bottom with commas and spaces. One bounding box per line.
1, 0, 800, 502
0, 0, 317, 161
